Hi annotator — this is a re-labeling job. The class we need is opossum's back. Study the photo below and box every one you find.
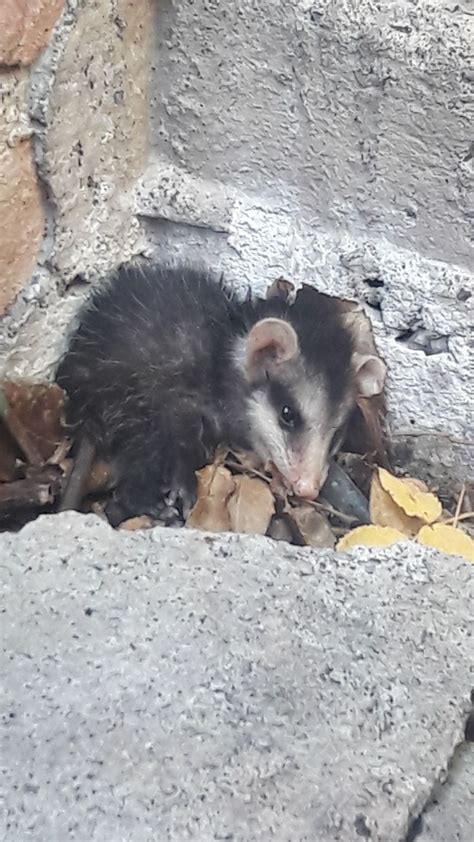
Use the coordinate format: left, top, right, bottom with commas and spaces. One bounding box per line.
56, 264, 233, 441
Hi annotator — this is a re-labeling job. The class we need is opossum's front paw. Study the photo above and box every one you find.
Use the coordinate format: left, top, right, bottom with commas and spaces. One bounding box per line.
105, 463, 197, 526
164, 467, 197, 519
107, 473, 166, 525
103, 499, 127, 527
164, 484, 196, 520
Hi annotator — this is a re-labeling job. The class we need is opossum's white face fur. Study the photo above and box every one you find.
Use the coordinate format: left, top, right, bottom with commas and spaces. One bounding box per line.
234, 317, 385, 500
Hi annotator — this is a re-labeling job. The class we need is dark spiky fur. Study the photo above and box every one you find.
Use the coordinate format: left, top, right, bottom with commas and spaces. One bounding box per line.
56, 263, 355, 520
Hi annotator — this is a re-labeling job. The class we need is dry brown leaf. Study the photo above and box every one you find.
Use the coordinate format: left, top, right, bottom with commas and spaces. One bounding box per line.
212, 445, 231, 466
185, 464, 235, 532
352, 395, 389, 467
377, 467, 442, 524
47, 438, 72, 467
119, 515, 155, 531
289, 504, 336, 549
227, 474, 275, 535
0, 427, 18, 482
417, 524, 474, 563
1, 380, 67, 462
370, 470, 423, 536
88, 501, 108, 520
0, 478, 55, 509
267, 461, 291, 500
266, 277, 295, 302
336, 297, 388, 465
337, 524, 408, 551
227, 448, 265, 474
338, 301, 380, 357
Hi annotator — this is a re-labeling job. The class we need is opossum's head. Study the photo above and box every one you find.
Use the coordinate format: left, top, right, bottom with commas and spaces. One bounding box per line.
235, 303, 385, 499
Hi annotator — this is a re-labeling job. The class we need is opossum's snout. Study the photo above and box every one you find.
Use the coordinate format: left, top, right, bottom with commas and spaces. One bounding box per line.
288, 458, 329, 500
291, 476, 320, 500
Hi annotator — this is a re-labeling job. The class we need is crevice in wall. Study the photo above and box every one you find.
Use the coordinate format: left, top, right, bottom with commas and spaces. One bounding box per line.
402, 697, 474, 842
395, 328, 451, 356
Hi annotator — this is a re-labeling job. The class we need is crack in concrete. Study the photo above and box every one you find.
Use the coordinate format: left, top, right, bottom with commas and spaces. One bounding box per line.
403, 700, 474, 842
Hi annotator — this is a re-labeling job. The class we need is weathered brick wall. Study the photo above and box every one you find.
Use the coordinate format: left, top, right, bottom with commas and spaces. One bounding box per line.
0, 1, 64, 313
0, 0, 151, 343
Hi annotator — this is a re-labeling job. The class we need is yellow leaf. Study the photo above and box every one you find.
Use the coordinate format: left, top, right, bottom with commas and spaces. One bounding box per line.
417, 524, 474, 563
185, 464, 235, 532
377, 467, 442, 523
370, 470, 423, 536
337, 524, 408, 551
227, 475, 275, 535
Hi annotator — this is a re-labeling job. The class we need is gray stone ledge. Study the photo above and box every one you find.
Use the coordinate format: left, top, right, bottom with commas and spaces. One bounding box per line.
1, 512, 472, 841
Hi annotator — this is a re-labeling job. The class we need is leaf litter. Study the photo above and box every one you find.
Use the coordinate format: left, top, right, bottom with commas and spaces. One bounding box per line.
0, 380, 69, 528
338, 468, 473, 563
0, 279, 472, 564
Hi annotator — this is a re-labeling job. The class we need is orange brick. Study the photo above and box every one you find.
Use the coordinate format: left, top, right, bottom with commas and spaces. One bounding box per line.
0, 0, 64, 66
0, 70, 44, 314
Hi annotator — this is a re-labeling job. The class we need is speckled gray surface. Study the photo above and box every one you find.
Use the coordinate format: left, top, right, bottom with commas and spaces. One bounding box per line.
1, 512, 472, 841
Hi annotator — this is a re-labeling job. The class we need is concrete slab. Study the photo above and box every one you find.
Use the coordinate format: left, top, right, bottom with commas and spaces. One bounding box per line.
1, 512, 472, 841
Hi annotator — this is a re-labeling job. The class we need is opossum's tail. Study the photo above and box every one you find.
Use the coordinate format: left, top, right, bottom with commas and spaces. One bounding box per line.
59, 437, 96, 512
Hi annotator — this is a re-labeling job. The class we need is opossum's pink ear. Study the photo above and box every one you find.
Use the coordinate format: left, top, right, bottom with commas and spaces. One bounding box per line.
352, 352, 386, 398
245, 318, 299, 377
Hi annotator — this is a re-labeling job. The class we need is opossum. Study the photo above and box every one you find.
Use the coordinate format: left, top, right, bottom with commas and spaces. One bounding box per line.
56, 263, 386, 522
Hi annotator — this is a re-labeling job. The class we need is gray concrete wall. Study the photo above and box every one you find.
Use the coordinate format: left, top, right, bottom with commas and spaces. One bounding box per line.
149, 0, 472, 266
0, 0, 472, 490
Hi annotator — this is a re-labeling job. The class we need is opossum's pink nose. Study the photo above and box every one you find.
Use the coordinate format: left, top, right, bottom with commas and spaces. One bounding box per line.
293, 478, 320, 499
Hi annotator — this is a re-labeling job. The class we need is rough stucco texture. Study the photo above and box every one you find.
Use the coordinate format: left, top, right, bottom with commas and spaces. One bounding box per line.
150, 0, 473, 267
0, 512, 473, 841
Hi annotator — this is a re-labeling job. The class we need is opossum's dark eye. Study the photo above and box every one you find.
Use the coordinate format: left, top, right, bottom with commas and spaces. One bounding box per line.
280, 405, 296, 427
269, 382, 301, 429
